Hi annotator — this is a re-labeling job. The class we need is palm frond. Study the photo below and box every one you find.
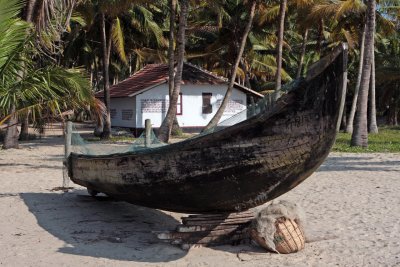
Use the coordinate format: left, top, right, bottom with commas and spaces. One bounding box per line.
111, 17, 128, 64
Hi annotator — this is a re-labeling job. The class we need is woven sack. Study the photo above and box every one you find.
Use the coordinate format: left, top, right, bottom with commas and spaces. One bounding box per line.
250, 217, 305, 254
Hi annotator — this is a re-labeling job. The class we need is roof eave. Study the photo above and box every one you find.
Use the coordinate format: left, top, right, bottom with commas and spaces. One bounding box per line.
233, 82, 264, 98
127, 80, 168, 97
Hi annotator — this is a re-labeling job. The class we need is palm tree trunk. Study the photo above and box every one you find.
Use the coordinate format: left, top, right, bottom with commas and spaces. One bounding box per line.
274, 0, 287, 101
351, 0, 376, 147
346, 24, 366, 133
336, 56, 348, 132
25, 0, 37, 23
368, 47, 378, 133
341, 104, 347, 130
94, 57, 100, 90
100, 12, 111, 139
203, 0, 257, 132
168, 0, 176, 97
168, 0, 181, 135
2, 106, 19, 149
20, 111, 30, 140
158, 0, 189, 142
94, 118, 104, 137
296, 28, 308, 79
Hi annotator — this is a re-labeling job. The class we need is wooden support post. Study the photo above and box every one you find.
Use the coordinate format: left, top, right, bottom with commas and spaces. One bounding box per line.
65, 121, 72, 159
145, 119, 151, 148
63, 121, 73, 188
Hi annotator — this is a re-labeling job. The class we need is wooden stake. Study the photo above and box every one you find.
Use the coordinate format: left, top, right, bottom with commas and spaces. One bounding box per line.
63, 121, 73, 188
145, 119, 151, 147
65, 121, 72, 159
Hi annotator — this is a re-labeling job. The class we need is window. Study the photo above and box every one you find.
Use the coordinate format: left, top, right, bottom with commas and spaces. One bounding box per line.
202, 93, 212, 114
110, 109, 117, 119
176, 93, 183, 115
121, 109, 133, 120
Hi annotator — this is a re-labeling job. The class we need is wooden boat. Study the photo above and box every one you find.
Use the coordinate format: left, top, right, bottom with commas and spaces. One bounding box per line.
68, 44, 348, 213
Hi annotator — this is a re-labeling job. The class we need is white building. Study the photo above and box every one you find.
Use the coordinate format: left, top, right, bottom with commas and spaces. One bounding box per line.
96, 63, 263, 134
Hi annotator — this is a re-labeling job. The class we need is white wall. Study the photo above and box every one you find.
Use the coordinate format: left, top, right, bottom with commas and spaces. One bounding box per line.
135, 84, 247, 128
109, 97, 136, 128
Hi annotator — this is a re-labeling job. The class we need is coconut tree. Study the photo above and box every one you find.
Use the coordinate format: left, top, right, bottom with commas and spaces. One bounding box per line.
369, 46, 378, 133
158, 0, 189, 142
0, 0, 94, 149
168, 0, 177, 97
346, 23, 366, 133
21, 0, 77, 139
2, 0, 78, 146
167, 0, 182, 134
0, 1, 30, 149
351, 0, 376, 147
292, 0, 317, 79
274, 0, 287, 100
203, 0, 257, 131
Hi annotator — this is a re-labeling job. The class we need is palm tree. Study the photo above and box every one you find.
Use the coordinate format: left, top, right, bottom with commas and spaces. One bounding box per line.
167, 0, 182, 134
0, 0, 94, 149
168, 0, 177, 97
19, 0, 37, 140
351, 0, 376, 147
346, 23, 366, 133
3, 0, 39, 147
296, 28, 308, 79
158, 0, 189, 142
2, 0, 78, 147
203, 0, 257, 131
99, 11, 112, 139
369, 46, 378, 133
274, 0, 287, 100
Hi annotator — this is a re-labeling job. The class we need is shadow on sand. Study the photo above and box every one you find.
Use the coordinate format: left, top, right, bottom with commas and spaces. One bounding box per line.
20, 190, 188, 262
317, 156, 400, 172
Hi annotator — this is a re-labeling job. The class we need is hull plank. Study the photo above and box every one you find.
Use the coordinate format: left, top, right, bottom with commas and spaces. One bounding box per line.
69, 44, 348, 213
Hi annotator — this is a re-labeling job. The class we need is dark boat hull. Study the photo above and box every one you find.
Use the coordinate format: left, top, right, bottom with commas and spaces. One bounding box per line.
68, 44, 348, 213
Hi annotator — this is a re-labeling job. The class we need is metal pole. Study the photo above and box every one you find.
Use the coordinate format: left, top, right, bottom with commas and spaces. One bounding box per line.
145, 119, 151, 148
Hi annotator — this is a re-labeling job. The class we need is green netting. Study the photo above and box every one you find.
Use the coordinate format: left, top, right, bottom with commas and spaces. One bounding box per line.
69, 95, 273, 156
71, 125, 166, 156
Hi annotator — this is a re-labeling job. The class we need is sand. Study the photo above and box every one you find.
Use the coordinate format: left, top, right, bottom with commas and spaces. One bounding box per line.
1, 129, 400, 266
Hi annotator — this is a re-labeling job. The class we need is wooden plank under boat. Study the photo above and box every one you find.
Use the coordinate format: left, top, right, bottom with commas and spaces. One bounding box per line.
68, 44, 348, 213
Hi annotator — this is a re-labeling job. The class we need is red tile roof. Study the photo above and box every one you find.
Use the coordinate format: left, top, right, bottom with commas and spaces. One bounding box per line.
95, 63, 263, 98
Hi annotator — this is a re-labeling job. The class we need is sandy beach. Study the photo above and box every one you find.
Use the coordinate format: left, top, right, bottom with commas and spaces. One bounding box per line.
1, 130, 399, 267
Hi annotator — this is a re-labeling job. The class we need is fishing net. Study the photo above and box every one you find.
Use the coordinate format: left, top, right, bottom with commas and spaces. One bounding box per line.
68, 92, 275, 157
70, 125, 165, 156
